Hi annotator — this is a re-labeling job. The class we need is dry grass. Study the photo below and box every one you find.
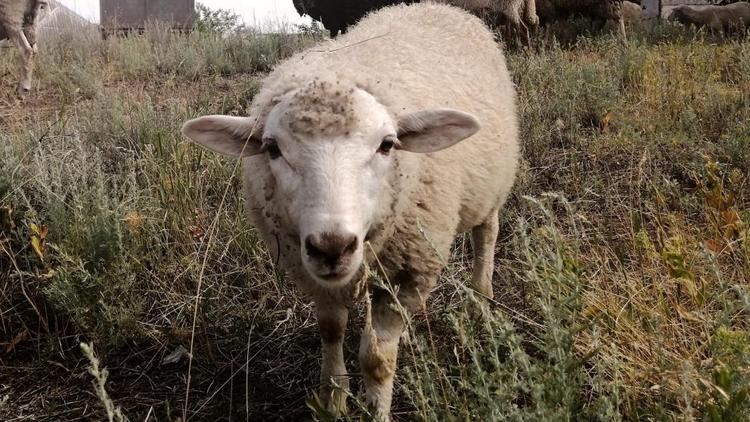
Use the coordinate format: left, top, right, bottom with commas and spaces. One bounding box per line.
1, 20, 749, 421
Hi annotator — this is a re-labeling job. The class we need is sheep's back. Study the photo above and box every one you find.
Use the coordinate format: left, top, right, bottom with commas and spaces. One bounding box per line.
0, 0, 28, 34
537, 0, 623, 21
341, 3, 519, 228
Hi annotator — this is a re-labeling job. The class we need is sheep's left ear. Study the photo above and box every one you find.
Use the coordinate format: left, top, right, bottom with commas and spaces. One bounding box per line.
396, 109, 480, 153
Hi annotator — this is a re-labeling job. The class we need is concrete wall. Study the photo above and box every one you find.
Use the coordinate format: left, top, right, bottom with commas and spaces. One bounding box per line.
642, 0, 660, 19
100, 0, 195, 30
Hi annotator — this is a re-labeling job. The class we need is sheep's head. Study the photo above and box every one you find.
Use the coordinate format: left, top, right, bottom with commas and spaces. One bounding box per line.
182, 79, 479, 287
25, 0, 49, 23
23, 0, 50, 48
667, 6, 686, 23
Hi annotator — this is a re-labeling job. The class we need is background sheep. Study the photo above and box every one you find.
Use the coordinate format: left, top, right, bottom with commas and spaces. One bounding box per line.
433, 0, 539, 43
292, 0, 415, 38
536, 0, 627, 38
0, 0, 47, 97
293, 0, 538, 43
622, 0, 643, 27
182, 3, 519, 419
668, 2, 750, 33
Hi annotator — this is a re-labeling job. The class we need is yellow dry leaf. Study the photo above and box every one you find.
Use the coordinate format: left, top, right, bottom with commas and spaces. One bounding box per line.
675, 303, 702, 323
601, 111, 613, 133
704, 239, 724, 253
31, 235, 44, 261
582, 304, 600, 318
4, 329, 28, 353
124, 211, 145, 230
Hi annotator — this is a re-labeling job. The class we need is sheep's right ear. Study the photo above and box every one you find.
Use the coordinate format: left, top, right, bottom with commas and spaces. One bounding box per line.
181, 115, 263, 157
396, 109, 480, 153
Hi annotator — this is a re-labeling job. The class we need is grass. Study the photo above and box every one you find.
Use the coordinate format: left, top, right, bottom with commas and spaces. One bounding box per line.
1, 20, 749, 421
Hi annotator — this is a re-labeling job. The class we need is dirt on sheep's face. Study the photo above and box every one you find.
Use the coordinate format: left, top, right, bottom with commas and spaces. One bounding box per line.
284, 78, 361, 139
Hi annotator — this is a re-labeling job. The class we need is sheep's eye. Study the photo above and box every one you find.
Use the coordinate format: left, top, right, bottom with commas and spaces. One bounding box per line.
266, 143, 282, 159
378, 138, 395, 155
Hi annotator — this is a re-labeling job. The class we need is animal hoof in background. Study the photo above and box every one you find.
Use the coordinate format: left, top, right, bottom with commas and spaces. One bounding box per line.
16, 85, 30, 99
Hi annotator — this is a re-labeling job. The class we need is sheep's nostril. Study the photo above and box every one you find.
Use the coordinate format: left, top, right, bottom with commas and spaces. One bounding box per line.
305, 232, 359, 267
344, 236, 358, 255
305, 236, 324, 259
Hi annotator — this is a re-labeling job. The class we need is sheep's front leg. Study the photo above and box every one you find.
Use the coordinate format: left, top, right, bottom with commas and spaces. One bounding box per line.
360, 289, 405, 421
9, 28, 35, 97
525, 0, 539, 27
315, 298, 349, 414
618, 16, 627, 40
470, 207, 499, 299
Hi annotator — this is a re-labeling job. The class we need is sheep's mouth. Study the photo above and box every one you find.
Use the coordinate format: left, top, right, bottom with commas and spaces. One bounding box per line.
319, 271, 343, 280
305, 261, 362, 287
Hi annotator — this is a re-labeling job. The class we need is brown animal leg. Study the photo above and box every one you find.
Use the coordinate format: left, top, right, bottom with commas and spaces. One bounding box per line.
470, 207, 499, 299
315, 298, 349, 414
522, 21, 531, 47
619, 16, 627, 40
525, 0, 539, 27
505, 8, 523, 48
359, 288, 406, 421
9, 28, 35, 97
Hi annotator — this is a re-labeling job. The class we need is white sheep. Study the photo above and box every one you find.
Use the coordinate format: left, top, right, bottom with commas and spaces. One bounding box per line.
182, 3, 519, 420
622, 1, 643, 27
0, 0, 47, 97
668, 2, 750, 33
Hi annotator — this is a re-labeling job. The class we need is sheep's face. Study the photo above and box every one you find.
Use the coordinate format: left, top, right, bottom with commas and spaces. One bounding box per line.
25, 0, 49, 23
23, 0, 50, 47
182, 81, 480, 287
667, 7, 685, 23
260, 86, 395, 286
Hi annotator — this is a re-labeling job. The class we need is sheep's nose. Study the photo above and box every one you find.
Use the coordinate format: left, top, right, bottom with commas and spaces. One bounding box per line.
305, 232, 358, 267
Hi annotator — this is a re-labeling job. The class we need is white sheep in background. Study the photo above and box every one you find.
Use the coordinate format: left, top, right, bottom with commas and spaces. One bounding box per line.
182, 3, 519, 420
435, 0, 539, 43
0, 0, 48, 97
622, 1, 644, 27
668, 2, 750, 33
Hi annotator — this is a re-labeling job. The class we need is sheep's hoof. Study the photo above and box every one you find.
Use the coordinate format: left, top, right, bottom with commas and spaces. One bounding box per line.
16, 85, 30, 99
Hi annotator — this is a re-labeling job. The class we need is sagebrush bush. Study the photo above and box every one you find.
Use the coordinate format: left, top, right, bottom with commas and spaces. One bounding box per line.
392, 196, 623, 421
